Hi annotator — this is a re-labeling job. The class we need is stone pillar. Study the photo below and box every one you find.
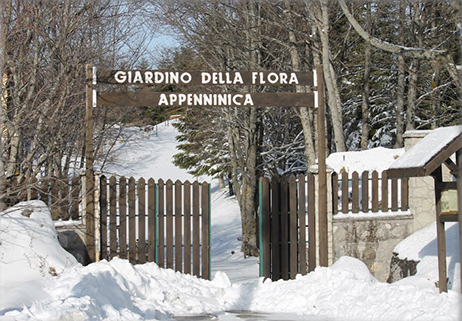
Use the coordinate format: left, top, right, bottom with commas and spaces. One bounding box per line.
403, 130, 446, 232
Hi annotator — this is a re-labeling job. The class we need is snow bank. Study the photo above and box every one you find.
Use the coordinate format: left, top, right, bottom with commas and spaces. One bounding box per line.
393, 222, 461, 292
0, 201, 79, 313
1, 203, 461, 320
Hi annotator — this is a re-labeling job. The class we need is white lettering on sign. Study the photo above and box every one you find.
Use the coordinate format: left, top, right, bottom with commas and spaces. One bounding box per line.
114, 71, 193, 84
251, 72, 299, 85
201, 72, 244, 85
113, 70, 303, 85
158, 93, 254, 106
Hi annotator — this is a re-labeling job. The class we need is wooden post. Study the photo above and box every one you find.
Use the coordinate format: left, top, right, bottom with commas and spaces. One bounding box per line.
316, 65, 328, 267
433, 166, 448, 292
85, 63, 95, 262
457, 148, 462, 293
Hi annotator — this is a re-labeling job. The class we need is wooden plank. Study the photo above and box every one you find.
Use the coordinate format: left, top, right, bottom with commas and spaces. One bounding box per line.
119, 176, 127, 259
18, 176, 27, 203
271, 177, 281, 280
201, 182, 210, 280
29, 176, 38, 200
381, 171, 389, 211
183, 181, 192, 274
298, 174, 307, 276
157, 179, 165, 267
362, 171, 369, 213
97, 70, 315, 86
371, 171, 379, 212
39, 177, 49, 205
331, 172, 339, 215
100, 176, 108, 260
6, 177, 17, 206
98, 92, 315, 108
440, 214, 459, 222
0, 176, 6, 211
128, 177, 136, 264
192, 181, 200, 277
341, 172, 349, 214
280, 178, 289, 280
433, 166, 448, 292
175, 180, 183, 273
147, 178, 156, 262
456, 148, 462, 293
260, 177, 271, 279
60, 178, 70, 220
138, 178, 146, 264
391, 177, 398, 211
401, 177, 409, 211
289, 175, 298, 279
307, 172, 316, 272
50, 178, 59, 220
166, 180, 174, 269
109, 176, 118, 259
85, 64, 95, 262
352, 172, 359, 213
70, 177, 80, 220
316, 64, 328, 268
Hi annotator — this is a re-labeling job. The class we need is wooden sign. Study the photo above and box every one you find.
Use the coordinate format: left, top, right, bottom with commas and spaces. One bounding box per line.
96, 70, 315, 86
98, 91, 315, 108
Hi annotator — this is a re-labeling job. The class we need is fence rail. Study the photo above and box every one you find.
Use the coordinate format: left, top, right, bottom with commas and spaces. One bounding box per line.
332, 170, 409, 214
98, 175, 211, 280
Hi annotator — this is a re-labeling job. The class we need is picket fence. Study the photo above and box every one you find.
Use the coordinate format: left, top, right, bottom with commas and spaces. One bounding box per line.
259, 174, 315, 281
98, 175, 211, 279
332, 170, 409, 214
259, 170, 409, 281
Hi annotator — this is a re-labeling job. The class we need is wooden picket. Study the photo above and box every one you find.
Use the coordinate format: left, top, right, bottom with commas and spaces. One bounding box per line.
332, 170, 409, 214
259, 174, 315, 281
99, 175, 211, 280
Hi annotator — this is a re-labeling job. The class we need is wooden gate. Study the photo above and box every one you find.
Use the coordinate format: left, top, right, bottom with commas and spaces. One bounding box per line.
259, 174, 316, 281
99, 175, 211, 280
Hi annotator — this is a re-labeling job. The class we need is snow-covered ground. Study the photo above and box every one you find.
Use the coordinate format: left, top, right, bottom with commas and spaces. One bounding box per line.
0, 122, 460, 320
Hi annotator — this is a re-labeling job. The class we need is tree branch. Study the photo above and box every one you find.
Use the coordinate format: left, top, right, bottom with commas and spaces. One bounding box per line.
338, 0, 462, 91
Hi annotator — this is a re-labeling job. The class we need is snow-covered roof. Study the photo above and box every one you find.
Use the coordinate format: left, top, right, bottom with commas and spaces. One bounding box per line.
388, 125, 462, 178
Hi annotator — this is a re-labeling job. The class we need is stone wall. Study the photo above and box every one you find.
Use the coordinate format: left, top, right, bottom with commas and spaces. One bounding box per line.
56, 224, 91, 265
330, 129, 442, 282
332, 214, 414, 282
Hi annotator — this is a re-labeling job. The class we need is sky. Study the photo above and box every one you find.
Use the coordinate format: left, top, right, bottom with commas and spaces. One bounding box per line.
0, 121, 460, 320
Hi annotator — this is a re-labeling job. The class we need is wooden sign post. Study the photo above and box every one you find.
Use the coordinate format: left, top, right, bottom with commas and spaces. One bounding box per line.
85, 64, 95, 262
85, 66, 328, 267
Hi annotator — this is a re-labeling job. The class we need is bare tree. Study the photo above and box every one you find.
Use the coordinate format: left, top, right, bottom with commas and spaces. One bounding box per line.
1, 0, 152, 205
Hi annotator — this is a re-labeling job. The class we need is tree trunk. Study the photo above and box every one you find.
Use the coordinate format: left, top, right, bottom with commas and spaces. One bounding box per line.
431, 61, 441, 129
395, 3, 406, 148
360, 2, 372, 150
285, 3, 317, 166
317, 0, 346, 152
406, 58, 419, 131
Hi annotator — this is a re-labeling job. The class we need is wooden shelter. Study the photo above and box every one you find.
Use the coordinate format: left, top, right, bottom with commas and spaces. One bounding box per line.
388, 125, 462, 293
